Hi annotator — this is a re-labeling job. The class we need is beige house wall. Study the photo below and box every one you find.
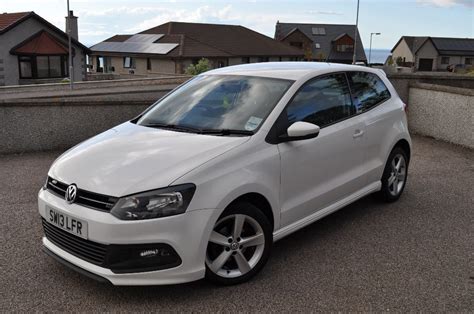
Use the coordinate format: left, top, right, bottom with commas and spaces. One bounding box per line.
92, 56, 176, 75
90, 54, 302, 75
436, 55, 463, 71
415, 40, 439, 70
392, 39, 414, 63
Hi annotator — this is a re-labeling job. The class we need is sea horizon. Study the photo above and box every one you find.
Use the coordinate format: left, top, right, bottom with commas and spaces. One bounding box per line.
365, 48, 392, 64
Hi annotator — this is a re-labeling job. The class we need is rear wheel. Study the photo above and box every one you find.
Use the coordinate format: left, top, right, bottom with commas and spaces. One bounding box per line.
205, 202, 272, 285
377, 147, 408, 202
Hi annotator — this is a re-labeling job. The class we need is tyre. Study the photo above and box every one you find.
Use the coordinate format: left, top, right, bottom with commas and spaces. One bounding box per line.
377, 146, 409, 202
205, 202, 272, 285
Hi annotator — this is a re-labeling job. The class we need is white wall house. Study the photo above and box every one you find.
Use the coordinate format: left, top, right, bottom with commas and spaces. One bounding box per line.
391, 36, 474, 72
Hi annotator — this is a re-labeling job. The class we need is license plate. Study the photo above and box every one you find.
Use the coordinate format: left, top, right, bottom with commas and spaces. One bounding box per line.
45, 205, 88, 239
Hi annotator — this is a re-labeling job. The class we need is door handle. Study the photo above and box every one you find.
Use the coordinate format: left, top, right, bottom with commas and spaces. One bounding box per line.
353, 129, 364, 138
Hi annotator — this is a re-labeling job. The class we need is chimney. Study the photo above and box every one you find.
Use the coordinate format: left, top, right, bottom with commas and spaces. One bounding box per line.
65, 10, 78, 40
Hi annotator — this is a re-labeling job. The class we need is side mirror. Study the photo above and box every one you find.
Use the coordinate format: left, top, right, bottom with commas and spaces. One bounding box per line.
279, 121, 320, 142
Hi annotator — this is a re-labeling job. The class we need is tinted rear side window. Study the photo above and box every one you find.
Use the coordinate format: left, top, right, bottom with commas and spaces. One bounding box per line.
347, 71, 391, 113
286, 73, 354, 128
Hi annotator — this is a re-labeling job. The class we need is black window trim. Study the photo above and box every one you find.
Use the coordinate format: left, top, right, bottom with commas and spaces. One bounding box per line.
18, 54, 68, 79
265, 70, 392, 144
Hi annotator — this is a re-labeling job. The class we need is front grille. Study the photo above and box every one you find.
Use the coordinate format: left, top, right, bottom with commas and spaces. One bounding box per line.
46, 177, 118, 211
42, 219, 182, 273
42, 218, 107, 266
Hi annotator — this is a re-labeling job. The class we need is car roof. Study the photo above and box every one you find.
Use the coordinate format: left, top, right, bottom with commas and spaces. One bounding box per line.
204, 62, 377, 80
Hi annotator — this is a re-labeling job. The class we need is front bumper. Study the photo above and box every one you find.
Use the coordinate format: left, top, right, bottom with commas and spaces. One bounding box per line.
38, 189, 220, 285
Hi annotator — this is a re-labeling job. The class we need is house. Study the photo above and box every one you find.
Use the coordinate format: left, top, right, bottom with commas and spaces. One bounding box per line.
274, 22, 367, 64
89, 22, 304, 76
391, 36, 474, 71
0, 11, 89, 86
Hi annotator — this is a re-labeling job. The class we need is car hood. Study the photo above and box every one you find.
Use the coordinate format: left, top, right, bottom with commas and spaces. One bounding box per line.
49, 122, 249, 196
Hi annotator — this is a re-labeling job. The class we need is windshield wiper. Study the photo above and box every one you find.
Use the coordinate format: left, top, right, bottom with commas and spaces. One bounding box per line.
199, 129, 254, 136
142, 123, 254, 136
142, 123, 203, 134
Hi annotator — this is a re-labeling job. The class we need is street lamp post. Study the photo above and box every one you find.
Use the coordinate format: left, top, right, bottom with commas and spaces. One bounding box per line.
369, 32, 381, 65
67, 0, 73, 89
352, 0, 360, 64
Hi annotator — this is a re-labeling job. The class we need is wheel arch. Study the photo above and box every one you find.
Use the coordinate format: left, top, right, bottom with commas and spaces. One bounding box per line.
392, 138, 411, 163
223, 193, 275, 231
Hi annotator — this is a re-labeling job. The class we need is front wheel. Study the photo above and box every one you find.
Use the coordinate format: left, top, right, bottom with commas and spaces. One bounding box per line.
205, 202, 272, 285
377, 147, 409, 202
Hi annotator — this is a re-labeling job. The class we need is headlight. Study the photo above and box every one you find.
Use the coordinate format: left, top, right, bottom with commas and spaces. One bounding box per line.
110, 184, 196, 220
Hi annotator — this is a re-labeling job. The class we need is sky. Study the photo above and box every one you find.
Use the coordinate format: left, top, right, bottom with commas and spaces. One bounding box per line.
3, 0, 474, 49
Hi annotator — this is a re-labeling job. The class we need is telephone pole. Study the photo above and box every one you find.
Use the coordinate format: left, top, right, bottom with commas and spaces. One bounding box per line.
67, 0, 73, 89
352, 0, 360, 64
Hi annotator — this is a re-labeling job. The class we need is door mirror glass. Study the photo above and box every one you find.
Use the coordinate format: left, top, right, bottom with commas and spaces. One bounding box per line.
280, 121, 320, 142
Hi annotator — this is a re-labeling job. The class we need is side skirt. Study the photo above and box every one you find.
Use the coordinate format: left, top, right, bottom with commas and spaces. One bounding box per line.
273, 181, 381, 242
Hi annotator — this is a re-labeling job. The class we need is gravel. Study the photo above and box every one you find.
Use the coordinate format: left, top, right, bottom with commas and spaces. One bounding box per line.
1, 135, 472, 312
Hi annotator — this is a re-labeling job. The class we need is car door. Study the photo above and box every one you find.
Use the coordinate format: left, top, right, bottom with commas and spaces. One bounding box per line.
277, 73, 367, 227
346, 71, 395, 185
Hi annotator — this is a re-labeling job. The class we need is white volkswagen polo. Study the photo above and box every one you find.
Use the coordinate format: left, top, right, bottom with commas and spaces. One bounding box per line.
39, 62, 411, 285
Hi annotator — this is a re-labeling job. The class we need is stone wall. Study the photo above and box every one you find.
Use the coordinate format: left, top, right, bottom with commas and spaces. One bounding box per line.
407, 83, 473, 148
387, 72, 474, 104
0, 76, 190, 154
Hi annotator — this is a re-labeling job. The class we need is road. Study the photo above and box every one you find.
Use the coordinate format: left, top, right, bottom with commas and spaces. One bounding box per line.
1, 135, 472, 311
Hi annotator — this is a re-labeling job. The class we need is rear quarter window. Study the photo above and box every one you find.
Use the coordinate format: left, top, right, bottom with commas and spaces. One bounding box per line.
347, 71, 391, 113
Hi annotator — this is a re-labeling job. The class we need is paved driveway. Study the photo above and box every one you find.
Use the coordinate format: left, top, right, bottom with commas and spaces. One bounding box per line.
1, 136, 472, 311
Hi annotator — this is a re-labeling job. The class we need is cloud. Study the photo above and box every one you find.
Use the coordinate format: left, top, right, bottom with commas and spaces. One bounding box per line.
126, 5, 236, 32
416, 0, 474, 7
307, 10, 343, 16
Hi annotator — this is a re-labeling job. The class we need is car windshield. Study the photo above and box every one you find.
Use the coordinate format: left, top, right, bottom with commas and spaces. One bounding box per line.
137, 75, 293, 134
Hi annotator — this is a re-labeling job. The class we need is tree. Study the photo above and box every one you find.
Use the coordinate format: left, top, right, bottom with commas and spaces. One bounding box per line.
304, 47, 313, 61
185, 58, 211, 75
386, 55, 394, 66
316, 52, 326, 62
395, 56, 403, 66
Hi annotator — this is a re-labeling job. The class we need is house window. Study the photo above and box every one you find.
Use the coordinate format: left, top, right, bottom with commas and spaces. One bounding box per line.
18, 55, 67, 79
315, 43, 321, 49
441, 57, 450, 64
466, 58, 473, 65
147, 58, 152, 71
290, 42, 303, 48
123, 56, 135, 68
312, 27, 326, 35
336, 44, 354, 52
241, 57, 250, 63
217, 60, 226, 68
258, 57, 269, 62
19, 56, 33, 78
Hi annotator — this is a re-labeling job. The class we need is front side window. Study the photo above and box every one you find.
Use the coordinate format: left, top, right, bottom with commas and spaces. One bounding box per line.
138, 75, 293, 132
286, 73, 354, 128
123, 56, 135, 68
347, 71, 391, 113
147, 58, 152, 70
19, 55, 66, 79
19, 56, 33, 78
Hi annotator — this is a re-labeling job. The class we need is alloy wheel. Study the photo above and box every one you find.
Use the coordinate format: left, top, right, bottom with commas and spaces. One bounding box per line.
206, 214, 265, 278
387, 153, 406, 196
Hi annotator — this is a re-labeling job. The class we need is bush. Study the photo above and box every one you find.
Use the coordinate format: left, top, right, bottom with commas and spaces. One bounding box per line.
185, 58, 211, 75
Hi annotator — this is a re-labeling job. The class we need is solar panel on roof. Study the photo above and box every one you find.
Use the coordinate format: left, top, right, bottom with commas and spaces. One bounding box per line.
125, 34, 164, 43
90, 42, 178, 54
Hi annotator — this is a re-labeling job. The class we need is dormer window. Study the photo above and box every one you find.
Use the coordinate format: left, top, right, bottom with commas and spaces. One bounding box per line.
312, 27, 326, 35
290, 41, 303, 48
336, 44, 354, 52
